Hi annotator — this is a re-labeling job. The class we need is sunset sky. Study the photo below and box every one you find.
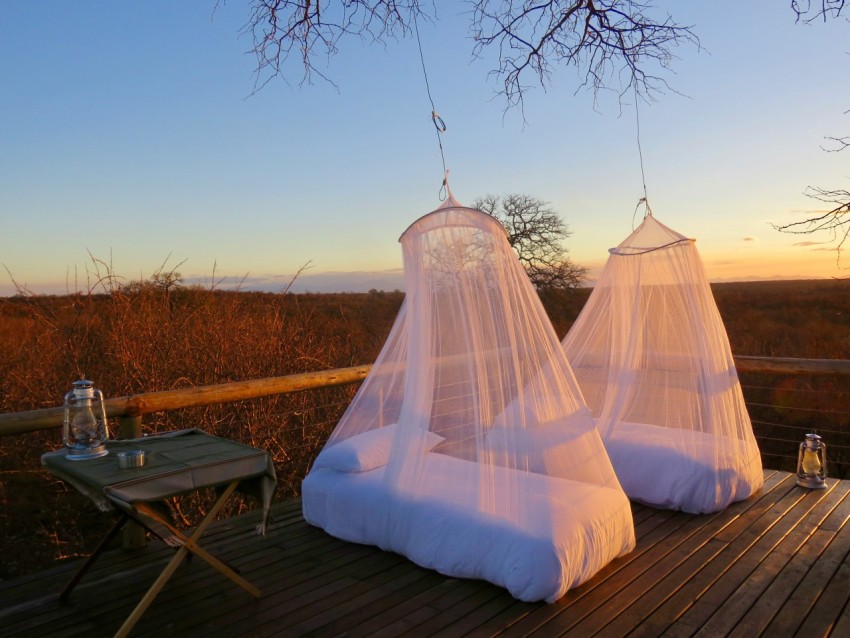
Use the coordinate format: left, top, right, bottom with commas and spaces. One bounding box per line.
1, 1, 849, 295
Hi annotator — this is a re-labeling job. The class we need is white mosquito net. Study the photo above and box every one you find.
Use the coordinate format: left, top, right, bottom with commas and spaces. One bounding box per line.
303, 191, 634, 602
562, 213, 763, 514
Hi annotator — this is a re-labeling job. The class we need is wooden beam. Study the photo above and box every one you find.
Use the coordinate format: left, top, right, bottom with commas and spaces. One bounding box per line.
733, 356, 850, 376
0, 365, 372, 436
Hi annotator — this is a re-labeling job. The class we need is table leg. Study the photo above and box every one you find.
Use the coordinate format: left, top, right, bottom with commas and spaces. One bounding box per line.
114, 480, 260, 638
132, 483, 261, 596
59, 513, 128, 602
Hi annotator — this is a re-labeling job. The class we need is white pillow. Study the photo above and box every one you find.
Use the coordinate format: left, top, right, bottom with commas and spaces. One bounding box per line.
313, 424, 444, 473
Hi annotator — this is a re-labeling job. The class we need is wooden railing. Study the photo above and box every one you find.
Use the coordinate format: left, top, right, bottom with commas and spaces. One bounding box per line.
734, 356, 850, 376
0, 365, 371, 437
1, 356, 848, 438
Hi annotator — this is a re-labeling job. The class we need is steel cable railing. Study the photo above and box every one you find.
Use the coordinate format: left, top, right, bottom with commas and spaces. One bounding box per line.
740, 377, 850, 478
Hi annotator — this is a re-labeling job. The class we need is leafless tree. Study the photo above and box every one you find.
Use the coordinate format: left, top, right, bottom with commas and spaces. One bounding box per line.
775, 2, 849, 264
241, 1, 697, 105
118, 257, 186, 298
474, 194, 587, 290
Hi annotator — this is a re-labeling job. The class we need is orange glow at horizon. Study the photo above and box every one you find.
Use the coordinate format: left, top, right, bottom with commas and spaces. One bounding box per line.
701, 247, 845, 282
580, 245, 846, 286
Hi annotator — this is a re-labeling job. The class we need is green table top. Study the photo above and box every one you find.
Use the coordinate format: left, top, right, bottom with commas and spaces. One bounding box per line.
42, 429, 276, 532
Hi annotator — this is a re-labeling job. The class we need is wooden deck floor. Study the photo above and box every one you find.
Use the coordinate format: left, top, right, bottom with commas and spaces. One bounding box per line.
2, 469, 849, 637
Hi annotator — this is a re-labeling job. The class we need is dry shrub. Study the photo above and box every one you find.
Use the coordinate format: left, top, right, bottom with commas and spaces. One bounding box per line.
0, 275, 401, 580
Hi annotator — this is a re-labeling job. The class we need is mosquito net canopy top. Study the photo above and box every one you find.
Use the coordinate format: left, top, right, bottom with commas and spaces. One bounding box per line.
303, 192, 634, 602
562, 213, 763, 514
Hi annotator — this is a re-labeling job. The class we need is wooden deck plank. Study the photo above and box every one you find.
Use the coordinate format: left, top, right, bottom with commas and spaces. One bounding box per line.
282, 561, 437, 635
627, 474, 802, 637
694, 481, 848, 637
349, 578, 476, 637
548, 473, 785, 635
339, 580, 469, 638
454, 600, 539, 638
831, 601, 850, 638
0, 510, 317, 636
2, 470, 849, 638
404, 586, 511, 637
630, 502, 655, 526
431, 596, 532, 638
132, 537, 356, 635
302, 568, 448, 637
0, 500, 303, 615
367, 579, 501, 637
673, 486, 827, 636
600, 473, 795, 637
494, 509, 695, 637
5, 516, 352, 637
147, 532, 398, 636
576, 474, 804, 637
534, 471, 796, 637
796, 516, 850, 637
724, 483, 850, 638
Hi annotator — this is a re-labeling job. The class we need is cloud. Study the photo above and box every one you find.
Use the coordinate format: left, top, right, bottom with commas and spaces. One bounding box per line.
290, 269, 405, 293
792, 240, 839, 251
708, 273, 829, 283
183, 269, 406, 294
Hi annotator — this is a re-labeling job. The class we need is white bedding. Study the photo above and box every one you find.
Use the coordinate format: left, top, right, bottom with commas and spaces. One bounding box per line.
603, 421, 764, 514
302, 453, 635, 602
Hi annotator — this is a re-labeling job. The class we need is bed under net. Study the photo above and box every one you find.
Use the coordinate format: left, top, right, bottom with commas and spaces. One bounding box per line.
302, 191, 635, 602
562, 213, 763, 514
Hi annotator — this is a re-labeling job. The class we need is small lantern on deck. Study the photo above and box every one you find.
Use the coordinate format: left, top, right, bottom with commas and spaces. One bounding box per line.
796, 432, 827, 489
62, 379, 110, 460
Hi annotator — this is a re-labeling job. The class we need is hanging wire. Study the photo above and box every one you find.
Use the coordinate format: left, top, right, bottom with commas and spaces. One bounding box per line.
412, 10, 448, 199
632, 84, 652, 229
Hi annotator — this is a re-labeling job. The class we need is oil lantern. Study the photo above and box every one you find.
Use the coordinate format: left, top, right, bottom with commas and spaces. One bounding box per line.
796, 432, 827, 489
62, 379, 110, 460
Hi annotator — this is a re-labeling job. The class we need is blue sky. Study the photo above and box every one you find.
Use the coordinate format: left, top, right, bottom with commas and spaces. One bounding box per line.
1, 1, 849, 295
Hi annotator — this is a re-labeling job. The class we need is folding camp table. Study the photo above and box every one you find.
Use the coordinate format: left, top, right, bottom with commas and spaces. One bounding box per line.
42, 429, 276, 638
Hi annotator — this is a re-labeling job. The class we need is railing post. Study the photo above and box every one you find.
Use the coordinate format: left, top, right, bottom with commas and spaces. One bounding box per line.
117, 415, 146, 550
118, 414, 142, 439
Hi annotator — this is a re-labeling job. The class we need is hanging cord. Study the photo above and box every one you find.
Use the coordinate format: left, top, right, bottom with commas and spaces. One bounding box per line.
632, 84, 652, 229
412, 10, 448, 199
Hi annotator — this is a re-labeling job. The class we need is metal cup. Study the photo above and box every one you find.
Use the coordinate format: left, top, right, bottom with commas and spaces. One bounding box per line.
117, 450, 145, 469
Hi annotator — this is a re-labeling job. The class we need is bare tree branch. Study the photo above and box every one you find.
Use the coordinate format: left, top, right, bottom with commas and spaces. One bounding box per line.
777, 5, 849, 266
243, 1, 426, 92
468, 0, 700, 110
240, 1, 697, 107
822, 135, 850, 152
791, 0, 847, 23
282, 260, 314, 294
773, 188, 850, 266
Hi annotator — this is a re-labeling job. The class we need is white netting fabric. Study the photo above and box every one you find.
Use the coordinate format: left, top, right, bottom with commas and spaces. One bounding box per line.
562, 213, 763, 514
303, 193, 634, 601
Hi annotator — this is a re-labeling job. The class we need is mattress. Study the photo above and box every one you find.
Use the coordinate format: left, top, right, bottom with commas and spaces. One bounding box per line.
302, 453, 635, 603
603, 421, 764, 514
